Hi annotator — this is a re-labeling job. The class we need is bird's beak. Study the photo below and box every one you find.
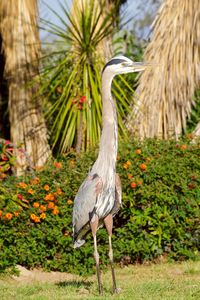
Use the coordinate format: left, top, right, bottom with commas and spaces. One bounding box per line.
130, 62, 150, 72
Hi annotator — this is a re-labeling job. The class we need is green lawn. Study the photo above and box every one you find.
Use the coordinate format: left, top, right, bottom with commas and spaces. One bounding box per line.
1, 261, 200, 299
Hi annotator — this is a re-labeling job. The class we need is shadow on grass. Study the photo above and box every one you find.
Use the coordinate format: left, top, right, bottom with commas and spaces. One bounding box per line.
56, 280, 93, 289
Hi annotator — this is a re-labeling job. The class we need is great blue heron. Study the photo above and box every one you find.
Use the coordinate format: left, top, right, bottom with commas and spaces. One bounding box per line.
72, 56, 148, 294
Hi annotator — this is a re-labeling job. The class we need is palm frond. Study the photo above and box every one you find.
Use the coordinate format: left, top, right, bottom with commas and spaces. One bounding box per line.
126, 0, 200, 139
40, 0, 133, 153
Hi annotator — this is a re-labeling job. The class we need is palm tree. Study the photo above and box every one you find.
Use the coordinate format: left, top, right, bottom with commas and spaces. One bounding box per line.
70, 0, 117, 152
40, 0, 133, 153
70, 0, 123, 62
0, 0, 51, 174
126, 0, 200, 139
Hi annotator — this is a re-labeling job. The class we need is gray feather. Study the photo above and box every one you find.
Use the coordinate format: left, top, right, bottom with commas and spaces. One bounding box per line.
73, 174, 101, 241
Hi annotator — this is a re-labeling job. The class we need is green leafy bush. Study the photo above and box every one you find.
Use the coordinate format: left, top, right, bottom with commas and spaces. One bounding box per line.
186, 89, 200, 132
0, 138, 200, 274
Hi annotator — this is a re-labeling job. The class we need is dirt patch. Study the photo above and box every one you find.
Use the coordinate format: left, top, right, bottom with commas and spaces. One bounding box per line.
11, 265, 85, 284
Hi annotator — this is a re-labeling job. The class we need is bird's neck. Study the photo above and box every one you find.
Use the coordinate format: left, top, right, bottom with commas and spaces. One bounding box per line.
95, 73, 118, 169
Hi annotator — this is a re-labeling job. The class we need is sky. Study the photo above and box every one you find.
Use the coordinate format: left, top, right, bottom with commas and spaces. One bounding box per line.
39, 0, 160, 41
39, 0, 137, 21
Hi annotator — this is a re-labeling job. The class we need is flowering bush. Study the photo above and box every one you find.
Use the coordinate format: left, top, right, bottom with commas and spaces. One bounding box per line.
0, 139, 16, 179
0, 139, 30, 179
0, 138, 200, 274
115, 138, 200, 263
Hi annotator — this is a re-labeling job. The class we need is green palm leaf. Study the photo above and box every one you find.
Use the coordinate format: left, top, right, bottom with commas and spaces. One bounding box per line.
39, 0, 134, 153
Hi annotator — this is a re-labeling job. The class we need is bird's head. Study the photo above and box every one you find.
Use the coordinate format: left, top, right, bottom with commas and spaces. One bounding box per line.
102, 55, 148, 77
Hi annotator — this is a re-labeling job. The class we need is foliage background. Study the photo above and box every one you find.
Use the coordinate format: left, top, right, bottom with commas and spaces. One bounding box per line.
0, 0, 200, 277
0, 137, 200, 274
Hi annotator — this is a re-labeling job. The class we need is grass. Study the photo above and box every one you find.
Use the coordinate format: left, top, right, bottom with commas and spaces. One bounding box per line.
1, 261, 200, 299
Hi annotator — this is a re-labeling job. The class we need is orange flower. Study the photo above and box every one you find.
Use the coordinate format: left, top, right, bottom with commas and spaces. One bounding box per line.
130, 182, 137, 188
33, 202, 40, 208
40, 213, 46, 219
140, 163, 147, 171
40, 205, 47, 212
56, 188, 63, 195
123, 163, 128, 169
14, 211, 20, 217
44, 184, 50, 191
0, 210, 2, 217
126, 160, 131, 166
30, 213, 37, 220
47, 202, 55, 209
44, 193, 55, 201
127, 174, 133, 179
30, 214, 40, 223
67, 199, 73, 205
123, 160, 131, 169
117, 155, 120, 161
135, 149, 141, 154
54, 161, 62, 169
28, 189, 34, 195
18, 182, 27, 189
180, 145, 187, 151
34, 216, 40, 223
30, 177, 40, 185
52, 206, 59, 215
5, 212, 13, 220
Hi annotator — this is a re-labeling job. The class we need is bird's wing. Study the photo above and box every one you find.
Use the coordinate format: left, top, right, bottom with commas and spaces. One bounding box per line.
111, 173, 122, 215
72, 173, 102, 240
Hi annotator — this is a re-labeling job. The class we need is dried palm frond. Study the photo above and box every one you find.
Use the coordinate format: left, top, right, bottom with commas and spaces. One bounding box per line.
126, 0, 200, 139
0, 0, 51, 174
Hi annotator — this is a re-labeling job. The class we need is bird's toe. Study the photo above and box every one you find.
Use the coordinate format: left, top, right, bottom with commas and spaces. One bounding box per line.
113, 287, 121, 294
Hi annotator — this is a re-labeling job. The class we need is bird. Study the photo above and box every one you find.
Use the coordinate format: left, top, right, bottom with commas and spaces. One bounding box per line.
72, 56, 148, 294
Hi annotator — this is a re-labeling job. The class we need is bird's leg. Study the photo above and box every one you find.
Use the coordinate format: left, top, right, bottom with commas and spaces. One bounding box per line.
90, 216, 103, 295
104, 214, 120, 294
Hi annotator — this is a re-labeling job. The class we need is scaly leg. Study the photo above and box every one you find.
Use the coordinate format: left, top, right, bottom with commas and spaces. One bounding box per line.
90, 216, 102, 295
104, 214, 120, 294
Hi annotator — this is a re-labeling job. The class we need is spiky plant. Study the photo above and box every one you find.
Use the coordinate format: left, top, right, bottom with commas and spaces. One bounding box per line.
126, 0, 200, 139
39, 0, 133, 153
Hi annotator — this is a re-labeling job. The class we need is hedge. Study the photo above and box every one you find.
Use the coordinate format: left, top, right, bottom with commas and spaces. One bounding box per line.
0, 137, 200, 274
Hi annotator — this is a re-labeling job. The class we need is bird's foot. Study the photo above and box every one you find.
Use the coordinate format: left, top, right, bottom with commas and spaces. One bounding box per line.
113, 287, 121, 294
98, 287, 103, 295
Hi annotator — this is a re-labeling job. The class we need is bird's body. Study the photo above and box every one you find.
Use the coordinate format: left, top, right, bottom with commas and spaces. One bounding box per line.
73, 62, 121, 248
72, 56, 148, 294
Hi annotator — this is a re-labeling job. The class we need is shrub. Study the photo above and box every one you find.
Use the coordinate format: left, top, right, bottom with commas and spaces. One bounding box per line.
116, 138, 200, 262
0, 139, 16, 179
0, 138, 200, 274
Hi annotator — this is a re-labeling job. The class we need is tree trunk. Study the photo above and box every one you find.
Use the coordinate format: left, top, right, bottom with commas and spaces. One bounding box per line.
0, 0, 51, 175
